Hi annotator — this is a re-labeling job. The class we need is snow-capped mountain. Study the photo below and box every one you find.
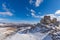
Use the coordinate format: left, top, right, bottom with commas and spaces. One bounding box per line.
1, 16, 60, 40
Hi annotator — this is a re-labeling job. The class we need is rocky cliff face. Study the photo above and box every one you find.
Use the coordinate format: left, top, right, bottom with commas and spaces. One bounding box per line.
40, 16, 59, 26
40, 16, 51, 25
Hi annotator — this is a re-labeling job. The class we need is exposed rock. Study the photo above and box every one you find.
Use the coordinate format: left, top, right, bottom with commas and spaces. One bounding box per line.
40, 16, 51, 25
51, 18, 57, 23
40, 16, 59, 26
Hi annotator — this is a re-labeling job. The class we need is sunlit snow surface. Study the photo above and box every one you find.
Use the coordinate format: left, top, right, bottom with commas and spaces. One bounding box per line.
5, 32, 52, 40
0, 25, 53, 40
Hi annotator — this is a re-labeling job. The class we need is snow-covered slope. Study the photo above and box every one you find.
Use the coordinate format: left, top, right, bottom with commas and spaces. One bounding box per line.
0, 24, 60, 40
5, 32, 51, 40
4, 25, 52, 40
0, 27, 16, 40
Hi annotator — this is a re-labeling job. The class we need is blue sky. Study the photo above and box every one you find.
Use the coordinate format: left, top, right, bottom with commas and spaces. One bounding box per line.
0, 0, 60, 23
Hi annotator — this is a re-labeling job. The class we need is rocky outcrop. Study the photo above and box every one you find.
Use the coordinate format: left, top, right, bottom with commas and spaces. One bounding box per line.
40, 16, 51, 25
40, 16, 59, 26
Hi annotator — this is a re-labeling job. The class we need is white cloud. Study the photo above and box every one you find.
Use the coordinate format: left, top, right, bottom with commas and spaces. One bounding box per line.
0, 12, 13, 16
2, 3, 6, 8
29, 0, 34, 4
40, 14, 58, 20
40, 10, 60, 21
0, 18, 8, 22
0, 18, 11, 23
29, 0, 43, 7
0, 18, 6, 21
2, 3, 9, 11
29, 9, 60, 21
30, 9, 40, 18
47, 14, 60, 21
31, 12, 40, 18
46, 14, 56, 19
55, 10, 60, 15
31, 9, 35, 13
30, 9, 60, 21
30, 9, 36, 17
1, 3, 13, 16
35, 0, 43, 7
